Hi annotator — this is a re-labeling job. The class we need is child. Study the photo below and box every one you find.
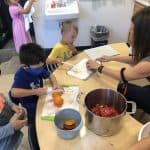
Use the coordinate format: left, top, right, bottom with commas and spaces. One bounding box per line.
5, 0, 35, 53
0, 93, 27, 150
9, 43, 61, 150
46, 20, 78, 64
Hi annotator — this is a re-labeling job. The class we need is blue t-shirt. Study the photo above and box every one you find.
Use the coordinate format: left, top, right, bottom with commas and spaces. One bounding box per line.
10, 67, 50, 123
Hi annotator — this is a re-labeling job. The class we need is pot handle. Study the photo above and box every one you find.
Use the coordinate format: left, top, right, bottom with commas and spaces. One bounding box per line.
126, 101, 136, 114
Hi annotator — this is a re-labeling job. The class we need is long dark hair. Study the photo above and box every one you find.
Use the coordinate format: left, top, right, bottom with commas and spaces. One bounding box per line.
132, 6, 150, 63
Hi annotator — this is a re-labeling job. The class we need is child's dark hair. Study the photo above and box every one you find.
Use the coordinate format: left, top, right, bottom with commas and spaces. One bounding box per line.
61, 20, 78, 33
19, 43, 46, 66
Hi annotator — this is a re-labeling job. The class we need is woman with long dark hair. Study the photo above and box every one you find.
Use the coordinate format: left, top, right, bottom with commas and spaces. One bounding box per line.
86, 7, 150, 114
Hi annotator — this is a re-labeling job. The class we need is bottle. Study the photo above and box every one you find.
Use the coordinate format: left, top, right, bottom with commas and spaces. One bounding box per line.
51, 1, 57, 8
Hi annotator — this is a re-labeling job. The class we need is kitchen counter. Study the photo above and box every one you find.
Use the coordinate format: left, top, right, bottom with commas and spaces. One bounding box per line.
136, 0, 150, 6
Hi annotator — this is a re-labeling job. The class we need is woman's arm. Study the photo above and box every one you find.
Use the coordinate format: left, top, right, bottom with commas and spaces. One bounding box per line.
129, 137, 150, 150
87, 60, 150, 81
97, 55, 134, 65
112, 56, 134, 64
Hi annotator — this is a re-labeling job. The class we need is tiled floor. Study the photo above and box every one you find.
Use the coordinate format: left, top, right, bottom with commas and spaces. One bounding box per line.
18, 127, 30, 150
3, 39, 15, 50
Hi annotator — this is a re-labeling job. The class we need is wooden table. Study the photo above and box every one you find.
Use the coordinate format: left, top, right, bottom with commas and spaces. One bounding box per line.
36, 43, 142, 150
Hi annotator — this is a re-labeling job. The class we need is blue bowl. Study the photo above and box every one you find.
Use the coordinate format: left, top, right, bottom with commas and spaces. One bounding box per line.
54, 108, 83, 139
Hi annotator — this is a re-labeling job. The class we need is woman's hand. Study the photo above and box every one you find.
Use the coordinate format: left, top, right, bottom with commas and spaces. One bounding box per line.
96, 55, 112, 62
86, 60, 100, 71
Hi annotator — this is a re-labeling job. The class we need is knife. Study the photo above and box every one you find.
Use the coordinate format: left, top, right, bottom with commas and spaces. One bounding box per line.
62, 61, 75, 67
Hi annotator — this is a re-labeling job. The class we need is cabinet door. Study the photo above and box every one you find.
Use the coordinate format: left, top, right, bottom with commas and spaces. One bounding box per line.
127, 2, 145, 45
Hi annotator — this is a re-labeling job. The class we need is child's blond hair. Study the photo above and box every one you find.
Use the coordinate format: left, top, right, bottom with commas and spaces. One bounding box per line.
61, 20, 78, 33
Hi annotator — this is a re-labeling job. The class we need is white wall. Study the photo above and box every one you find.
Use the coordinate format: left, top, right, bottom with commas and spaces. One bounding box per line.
75, 0, 134, 46
33, 0, 134, 48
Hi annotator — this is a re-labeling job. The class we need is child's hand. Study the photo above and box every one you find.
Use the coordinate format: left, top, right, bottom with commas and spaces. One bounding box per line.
9, 114, 27, 130
35, 88, 47, 96
56, 58, 63, 64
53, 84, 64, 91
12, 104, 27, 120
68, 44, 78, 55
51, 89, 64, 95
12, 104, 23, 114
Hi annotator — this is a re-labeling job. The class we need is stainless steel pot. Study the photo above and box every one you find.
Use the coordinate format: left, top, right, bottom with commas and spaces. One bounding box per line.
84, 88, 136, 136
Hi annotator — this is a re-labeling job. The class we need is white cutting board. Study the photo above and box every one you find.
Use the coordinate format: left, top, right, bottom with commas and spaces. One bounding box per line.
41, 86, 79, 120
67, 58, 93, 80
84, 45, 120, 60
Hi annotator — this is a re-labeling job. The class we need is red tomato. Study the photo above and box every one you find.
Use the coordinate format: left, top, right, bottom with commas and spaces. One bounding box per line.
91, 104, 118, 117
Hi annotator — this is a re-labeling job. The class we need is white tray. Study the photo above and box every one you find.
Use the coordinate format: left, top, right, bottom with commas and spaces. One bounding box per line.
67, 58, 93, 80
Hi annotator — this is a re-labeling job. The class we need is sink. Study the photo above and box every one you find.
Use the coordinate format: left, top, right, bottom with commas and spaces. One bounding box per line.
45, 0, 79, 20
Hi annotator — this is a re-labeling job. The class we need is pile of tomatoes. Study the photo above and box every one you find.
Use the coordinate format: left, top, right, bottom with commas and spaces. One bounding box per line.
91, 104, 119, 117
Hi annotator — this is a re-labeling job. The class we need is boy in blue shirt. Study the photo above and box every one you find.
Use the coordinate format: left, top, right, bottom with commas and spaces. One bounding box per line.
9, 43, 61, 150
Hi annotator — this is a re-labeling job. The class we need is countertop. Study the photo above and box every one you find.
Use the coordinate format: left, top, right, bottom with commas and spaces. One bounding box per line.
136, 0, 150, 6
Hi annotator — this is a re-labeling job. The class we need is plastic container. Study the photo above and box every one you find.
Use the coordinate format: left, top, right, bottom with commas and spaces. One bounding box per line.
138, 121, 150, 141
54, 108, 83, 139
